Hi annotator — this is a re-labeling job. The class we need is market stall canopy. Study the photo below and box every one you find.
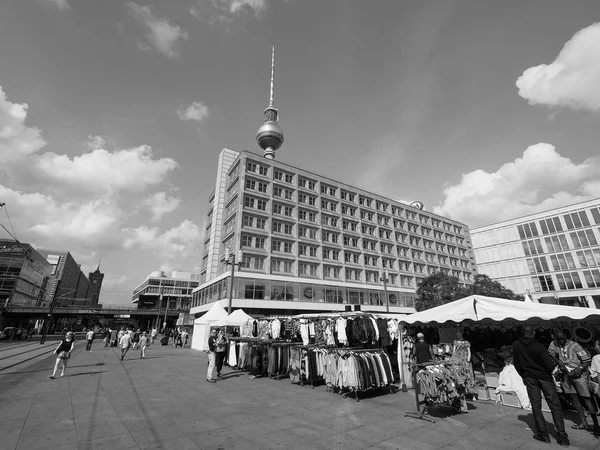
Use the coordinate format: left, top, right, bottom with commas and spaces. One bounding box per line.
224, 309, 253, 326
401, 295, 600, 325
194, 301, 228, 324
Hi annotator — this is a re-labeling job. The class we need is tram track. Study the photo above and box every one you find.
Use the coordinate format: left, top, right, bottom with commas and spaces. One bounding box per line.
0, 344, 57, 374
0, 343, 57, 361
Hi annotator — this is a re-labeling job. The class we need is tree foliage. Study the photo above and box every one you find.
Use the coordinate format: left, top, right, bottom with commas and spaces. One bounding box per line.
415, 272, 523, 312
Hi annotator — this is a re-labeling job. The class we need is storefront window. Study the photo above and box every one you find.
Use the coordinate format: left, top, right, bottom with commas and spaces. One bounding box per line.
325, 287, 344, 303
347, 288, 362, 305
270, 282, 293, 301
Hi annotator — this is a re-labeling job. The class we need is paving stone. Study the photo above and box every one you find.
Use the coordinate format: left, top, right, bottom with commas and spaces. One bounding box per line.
3, 341, 600, 450
188, 427, 247, 449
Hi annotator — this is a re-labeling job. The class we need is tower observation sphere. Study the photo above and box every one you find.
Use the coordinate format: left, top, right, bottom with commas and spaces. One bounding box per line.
256, 46, 284, 159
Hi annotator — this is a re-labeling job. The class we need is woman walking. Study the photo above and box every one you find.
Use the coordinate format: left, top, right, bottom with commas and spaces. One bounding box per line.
139, 331, 149, 359
49, 331, 75, 379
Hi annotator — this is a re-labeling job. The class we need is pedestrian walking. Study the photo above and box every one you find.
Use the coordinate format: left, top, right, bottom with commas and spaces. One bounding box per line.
150, 327, 157, 345
173, 328, 180, 347
549, 329, 600, 436
49, 331, 75, 379
103, 328, 111, 348
181, 329, 189, 347
85, 329, 95, 351
513, 325, 569, 446
110, 328, 118, 347
206, 328, 218, 383
215, 329, 228, 377
119, 330, 132, 361
132, 329, 140, 350
139, 331, 149, 359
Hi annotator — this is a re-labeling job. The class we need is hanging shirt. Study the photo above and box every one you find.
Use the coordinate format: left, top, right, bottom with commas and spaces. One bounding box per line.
336, 318, 348, 345
271, 319, 281, 339
300, 320, 310, 345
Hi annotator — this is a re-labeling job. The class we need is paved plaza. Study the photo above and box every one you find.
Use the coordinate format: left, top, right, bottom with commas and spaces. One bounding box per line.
0, 342, 598, 450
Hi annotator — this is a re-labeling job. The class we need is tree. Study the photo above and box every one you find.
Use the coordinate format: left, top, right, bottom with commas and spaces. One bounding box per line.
415, 272, 523, 312
415, 272, 471, 312
470, 274, 524, 301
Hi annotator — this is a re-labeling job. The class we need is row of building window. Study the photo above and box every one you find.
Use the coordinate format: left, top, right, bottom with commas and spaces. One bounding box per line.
527, 249, 600, 274
241, 160, 464, 233
518, 208, 600, 240
522, 229, 599, 256
532, 269, 600, 292
238, 231, 470, 266
191, 277, 417, 308
226, 252, 473, 284
239, 208, 467, 249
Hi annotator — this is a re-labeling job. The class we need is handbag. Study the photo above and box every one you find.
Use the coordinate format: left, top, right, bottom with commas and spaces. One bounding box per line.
57, 351, 70, 360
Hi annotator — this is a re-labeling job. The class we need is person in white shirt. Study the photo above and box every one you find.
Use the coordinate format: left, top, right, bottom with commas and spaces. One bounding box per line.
119, 331, 132, 361
151, 328, 158, 345
181, 329, 189, 347
85, 329, 95, 351
590, 339, 600, 399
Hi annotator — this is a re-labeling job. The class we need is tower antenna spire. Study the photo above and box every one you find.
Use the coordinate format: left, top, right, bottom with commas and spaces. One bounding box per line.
256, 45, 284, 160
269, 45, 275, 108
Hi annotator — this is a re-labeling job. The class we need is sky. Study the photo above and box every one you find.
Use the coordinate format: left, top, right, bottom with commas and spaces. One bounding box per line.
0, 0, 599, 305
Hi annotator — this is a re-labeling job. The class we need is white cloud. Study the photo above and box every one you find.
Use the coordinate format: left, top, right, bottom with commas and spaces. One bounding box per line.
127, 3, 188, 59
0, 87, 46, 164
191, 0, 267, 26
39, 0, 69, 11
36, 145, 178, 197
123, 220, 203, 258
177, 102, 209, 123
143, 191, 181, 221
102, 275, 132, 289
516, 22, 600, 111
0, 184, 124, 249
83, 134, 107, 150
434, 143, 600, 227
0, 83, 196, 258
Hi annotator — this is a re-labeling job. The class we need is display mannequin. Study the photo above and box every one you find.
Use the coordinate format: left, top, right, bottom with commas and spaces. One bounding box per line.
453, 328, 475, 412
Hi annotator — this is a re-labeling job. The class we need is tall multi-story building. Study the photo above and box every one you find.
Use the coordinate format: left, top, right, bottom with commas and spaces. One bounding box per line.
190, 48, 477, 317
36, 249, 103, 307
470, 198, 600, 308
0, 239, 52, 308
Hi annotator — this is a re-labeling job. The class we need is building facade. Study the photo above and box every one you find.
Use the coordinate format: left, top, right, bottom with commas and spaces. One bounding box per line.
0, 239, 52, 308
36, 249, 103, 308
190, 149, 477, 316
132, 270, 201, 321
470, 198, 600, 308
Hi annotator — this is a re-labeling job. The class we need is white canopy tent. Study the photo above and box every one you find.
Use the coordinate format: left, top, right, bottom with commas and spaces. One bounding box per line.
396, 295, 600, 390
223, 309, 253, 326
401, 295, 600, 325
191, 302, 228, 351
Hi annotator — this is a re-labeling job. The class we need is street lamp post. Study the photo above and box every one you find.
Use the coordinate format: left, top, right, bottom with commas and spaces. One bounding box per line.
379, 268, 390, 313
224, 247, 243, 314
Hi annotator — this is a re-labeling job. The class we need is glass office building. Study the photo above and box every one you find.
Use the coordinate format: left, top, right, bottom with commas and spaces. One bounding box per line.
471, 198, 600, 308
190, 149, 477, 316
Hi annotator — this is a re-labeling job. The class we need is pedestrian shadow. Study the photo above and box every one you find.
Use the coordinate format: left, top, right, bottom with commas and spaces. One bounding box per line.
518, 414, 562, 441
69, 371, 105, 377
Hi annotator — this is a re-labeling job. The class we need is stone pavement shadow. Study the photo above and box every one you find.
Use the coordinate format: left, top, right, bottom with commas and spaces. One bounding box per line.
0, 362, 105, 375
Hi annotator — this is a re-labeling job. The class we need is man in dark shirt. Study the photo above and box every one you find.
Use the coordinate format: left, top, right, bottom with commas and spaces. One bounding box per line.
513, 325, 569, 446
413, 333, 433, 365
206, 328, 218, 383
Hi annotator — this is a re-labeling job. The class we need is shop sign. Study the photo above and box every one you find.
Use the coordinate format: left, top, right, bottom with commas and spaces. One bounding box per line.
303, 288, 315, 299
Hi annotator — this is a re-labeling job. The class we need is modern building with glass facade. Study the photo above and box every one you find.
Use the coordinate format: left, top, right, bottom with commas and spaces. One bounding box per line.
470, 198, 600, 308
0, 239, 52, 308
36, 249, 104, 308
190, 148, 477, 316
132, 270, 201, 313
